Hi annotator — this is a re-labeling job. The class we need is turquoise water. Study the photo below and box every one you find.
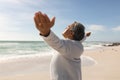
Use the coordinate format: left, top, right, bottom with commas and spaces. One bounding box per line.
0, 41, 109, 57
0, 41, 51, 56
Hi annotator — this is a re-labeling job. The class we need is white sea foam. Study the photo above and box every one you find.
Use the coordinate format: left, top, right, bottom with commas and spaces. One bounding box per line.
84, 44, 104, 50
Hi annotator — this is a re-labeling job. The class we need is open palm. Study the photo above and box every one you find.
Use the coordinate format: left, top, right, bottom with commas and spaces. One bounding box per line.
34, 11, 55, 35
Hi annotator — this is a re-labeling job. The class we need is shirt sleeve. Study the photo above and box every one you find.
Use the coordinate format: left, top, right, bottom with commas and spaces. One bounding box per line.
41, 31, 68, 54
41, 31, 84, 59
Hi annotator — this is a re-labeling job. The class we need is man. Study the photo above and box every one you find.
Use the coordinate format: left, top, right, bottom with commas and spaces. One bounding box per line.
34, 11, 91, 80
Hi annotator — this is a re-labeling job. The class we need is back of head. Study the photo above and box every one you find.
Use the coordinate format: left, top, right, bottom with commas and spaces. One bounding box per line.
71, 22, 85, 41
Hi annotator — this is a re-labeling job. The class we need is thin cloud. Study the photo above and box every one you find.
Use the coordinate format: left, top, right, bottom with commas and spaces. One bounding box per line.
88, 25, 105, 31
0, 0, 56, 41
0, 14, 21, 32
112, 26, 120, 31
0, 0, 20, 4
0, 32, 40, 41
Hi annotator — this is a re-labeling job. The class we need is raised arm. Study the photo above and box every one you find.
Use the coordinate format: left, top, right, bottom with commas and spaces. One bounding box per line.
34, 11, 68, 54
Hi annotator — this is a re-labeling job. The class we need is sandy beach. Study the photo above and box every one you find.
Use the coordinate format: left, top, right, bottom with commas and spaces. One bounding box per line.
82, 46, 120, 80
0, 46, 120, 80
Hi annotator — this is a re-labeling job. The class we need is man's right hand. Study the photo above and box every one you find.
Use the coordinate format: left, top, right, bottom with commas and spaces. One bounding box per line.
34, 11, 55, 36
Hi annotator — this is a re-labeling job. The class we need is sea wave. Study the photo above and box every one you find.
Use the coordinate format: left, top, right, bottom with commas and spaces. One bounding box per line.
84, 44, 104, 50
0, 41, 110, 56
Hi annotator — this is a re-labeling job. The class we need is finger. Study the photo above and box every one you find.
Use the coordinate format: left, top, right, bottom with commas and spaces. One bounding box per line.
34, 16, 38, 27
35, 12, 41, 23
50, 17, 56, 27
38, 12, 46, 23
34, 16, 42, 31
34, 14, 40, 27
44, 13, 50, 22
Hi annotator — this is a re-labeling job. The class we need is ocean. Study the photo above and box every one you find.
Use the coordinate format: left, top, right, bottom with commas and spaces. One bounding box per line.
0, 41, 51, 57
0, 41, 110, 57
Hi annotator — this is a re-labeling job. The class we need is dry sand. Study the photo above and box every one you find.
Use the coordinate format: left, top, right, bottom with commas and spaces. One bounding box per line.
0, 46, 120, 80
82, 46, 120, 80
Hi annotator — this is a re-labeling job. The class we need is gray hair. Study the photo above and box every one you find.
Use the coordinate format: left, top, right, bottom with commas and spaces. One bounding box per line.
71, 22, 85, 41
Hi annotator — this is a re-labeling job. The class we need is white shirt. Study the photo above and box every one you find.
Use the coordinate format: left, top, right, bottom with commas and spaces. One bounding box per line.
42, 31, 86, 80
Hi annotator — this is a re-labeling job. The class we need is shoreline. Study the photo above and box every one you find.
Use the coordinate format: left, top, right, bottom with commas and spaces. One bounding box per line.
0, 46, 120, 80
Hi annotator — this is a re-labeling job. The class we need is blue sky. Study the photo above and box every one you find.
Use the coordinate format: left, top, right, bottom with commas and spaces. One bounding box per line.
0, 0, 120, 42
